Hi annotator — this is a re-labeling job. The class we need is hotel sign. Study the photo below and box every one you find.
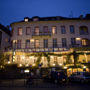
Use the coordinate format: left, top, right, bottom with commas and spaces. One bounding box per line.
15, 48, 69, 52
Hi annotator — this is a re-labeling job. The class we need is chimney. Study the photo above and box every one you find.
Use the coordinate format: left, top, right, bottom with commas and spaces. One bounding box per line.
79, 15, 83, 19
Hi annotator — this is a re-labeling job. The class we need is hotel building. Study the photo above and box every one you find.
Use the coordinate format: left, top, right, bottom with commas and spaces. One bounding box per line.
10, 14, 90, 68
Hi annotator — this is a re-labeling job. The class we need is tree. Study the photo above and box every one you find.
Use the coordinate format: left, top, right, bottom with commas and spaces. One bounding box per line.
0, 52, 5, 69
72, 51, 79, 66
66, 54, 72, 64
26, 52, 51, 67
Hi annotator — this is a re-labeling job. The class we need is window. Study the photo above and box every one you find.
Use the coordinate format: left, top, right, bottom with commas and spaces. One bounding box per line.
13, 40, 17, 48
44, 39, 48, 48
18, 27, 22, 35
52, 26, 57, 34
62, 38, 67, 47
61, 26, 66, 34
71, 38, 76, 45
53, 38, 57, 48
17, 40, 21, 48
70, 25, 75, 34
79, 26, 89, 35
25, 40, 30, 48
24, 18, 28, 22
26, 27, 31, 35
82, 40, 87, 46
34, 27, 39, 35
43, 26, 48, 35
35, 40, 39, 48
33, 18, 39, 21
24, 17, 29, 22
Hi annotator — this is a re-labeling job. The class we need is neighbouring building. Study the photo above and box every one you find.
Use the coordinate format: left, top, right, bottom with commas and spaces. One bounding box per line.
10, 14, 90, 71
0, 24, 11, 51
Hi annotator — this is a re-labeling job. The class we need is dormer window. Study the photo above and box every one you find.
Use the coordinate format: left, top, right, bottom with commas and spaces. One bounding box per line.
32, 16, 39, 21
24, 17, 29, 22
25, 19, 28, 22
33, 18, 39, 21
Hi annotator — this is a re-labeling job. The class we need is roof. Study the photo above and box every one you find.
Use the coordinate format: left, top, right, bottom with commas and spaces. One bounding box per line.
11, 14, 90, 25
0, 24, 11, 36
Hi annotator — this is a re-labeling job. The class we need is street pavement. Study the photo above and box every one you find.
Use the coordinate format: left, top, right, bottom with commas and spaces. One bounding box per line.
0, 79, 90, 90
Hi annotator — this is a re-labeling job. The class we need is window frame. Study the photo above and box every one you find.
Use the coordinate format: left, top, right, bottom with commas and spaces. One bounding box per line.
61, 26, 66, 34
70, 25, 75, 34
52, 26, 57, 35
34, 27, 40, 35
17, 27, 22, 36
53, 38, 57, 48
44, 39, 48, 48
26, 27, 31, 35
62, 38, 67, 47
25, 39, 30, 48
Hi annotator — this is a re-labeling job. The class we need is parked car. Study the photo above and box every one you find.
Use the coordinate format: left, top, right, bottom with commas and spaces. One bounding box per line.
68, 72, 90, 83
43, 71, 67, 83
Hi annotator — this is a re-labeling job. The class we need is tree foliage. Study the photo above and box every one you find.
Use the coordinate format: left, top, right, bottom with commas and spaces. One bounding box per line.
0, 52, 5, 68
72, 51, 79, 66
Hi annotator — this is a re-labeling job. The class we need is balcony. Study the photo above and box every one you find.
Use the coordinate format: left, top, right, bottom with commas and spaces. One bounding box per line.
69, 44, 90, 51
11, 43, 69, 52
32, 32, 51, 38
12, 47, 69, 52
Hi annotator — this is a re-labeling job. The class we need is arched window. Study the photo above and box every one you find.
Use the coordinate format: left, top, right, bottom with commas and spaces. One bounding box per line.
79, 26, 89, 35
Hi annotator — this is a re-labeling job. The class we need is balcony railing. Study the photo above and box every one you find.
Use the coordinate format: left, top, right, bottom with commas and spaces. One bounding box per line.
69, 44, 90, 48
8, 43, 90, 52
12, 47, 68, 52
32, 32, 51, 37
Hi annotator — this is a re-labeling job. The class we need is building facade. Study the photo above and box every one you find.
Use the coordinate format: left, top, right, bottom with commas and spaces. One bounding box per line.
10, 14, 90, 68
0, 24, 11, 51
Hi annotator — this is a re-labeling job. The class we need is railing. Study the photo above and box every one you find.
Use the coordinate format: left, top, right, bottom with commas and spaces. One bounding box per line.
4, 43, 90, 52
69, 44, 90, 48
32, 32, 51, 36
13, 47, 68, 52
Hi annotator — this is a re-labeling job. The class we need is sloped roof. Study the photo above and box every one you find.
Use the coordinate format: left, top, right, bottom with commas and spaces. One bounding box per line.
11, 14, 90, 25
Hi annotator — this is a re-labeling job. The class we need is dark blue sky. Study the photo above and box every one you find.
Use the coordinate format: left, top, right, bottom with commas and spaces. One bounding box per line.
0, 0, 90, 26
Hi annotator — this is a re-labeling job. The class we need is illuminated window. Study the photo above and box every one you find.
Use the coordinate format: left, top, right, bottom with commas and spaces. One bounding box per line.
18, 27, 22, 35
82, 40, 87, 46
54, 56, 57, 62
25, 18, 28, 22
34, 27, 39, 35
61, 26, 66, 34
35, 40, 39, 48
13, 40, 17, 48
24, 17, 29, 22
52, 26, 57, 34
26, 27, 31, 35
13, 40, 17, 43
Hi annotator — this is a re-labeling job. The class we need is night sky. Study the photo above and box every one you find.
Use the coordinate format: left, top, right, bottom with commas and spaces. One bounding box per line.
0, 0, 90, 26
